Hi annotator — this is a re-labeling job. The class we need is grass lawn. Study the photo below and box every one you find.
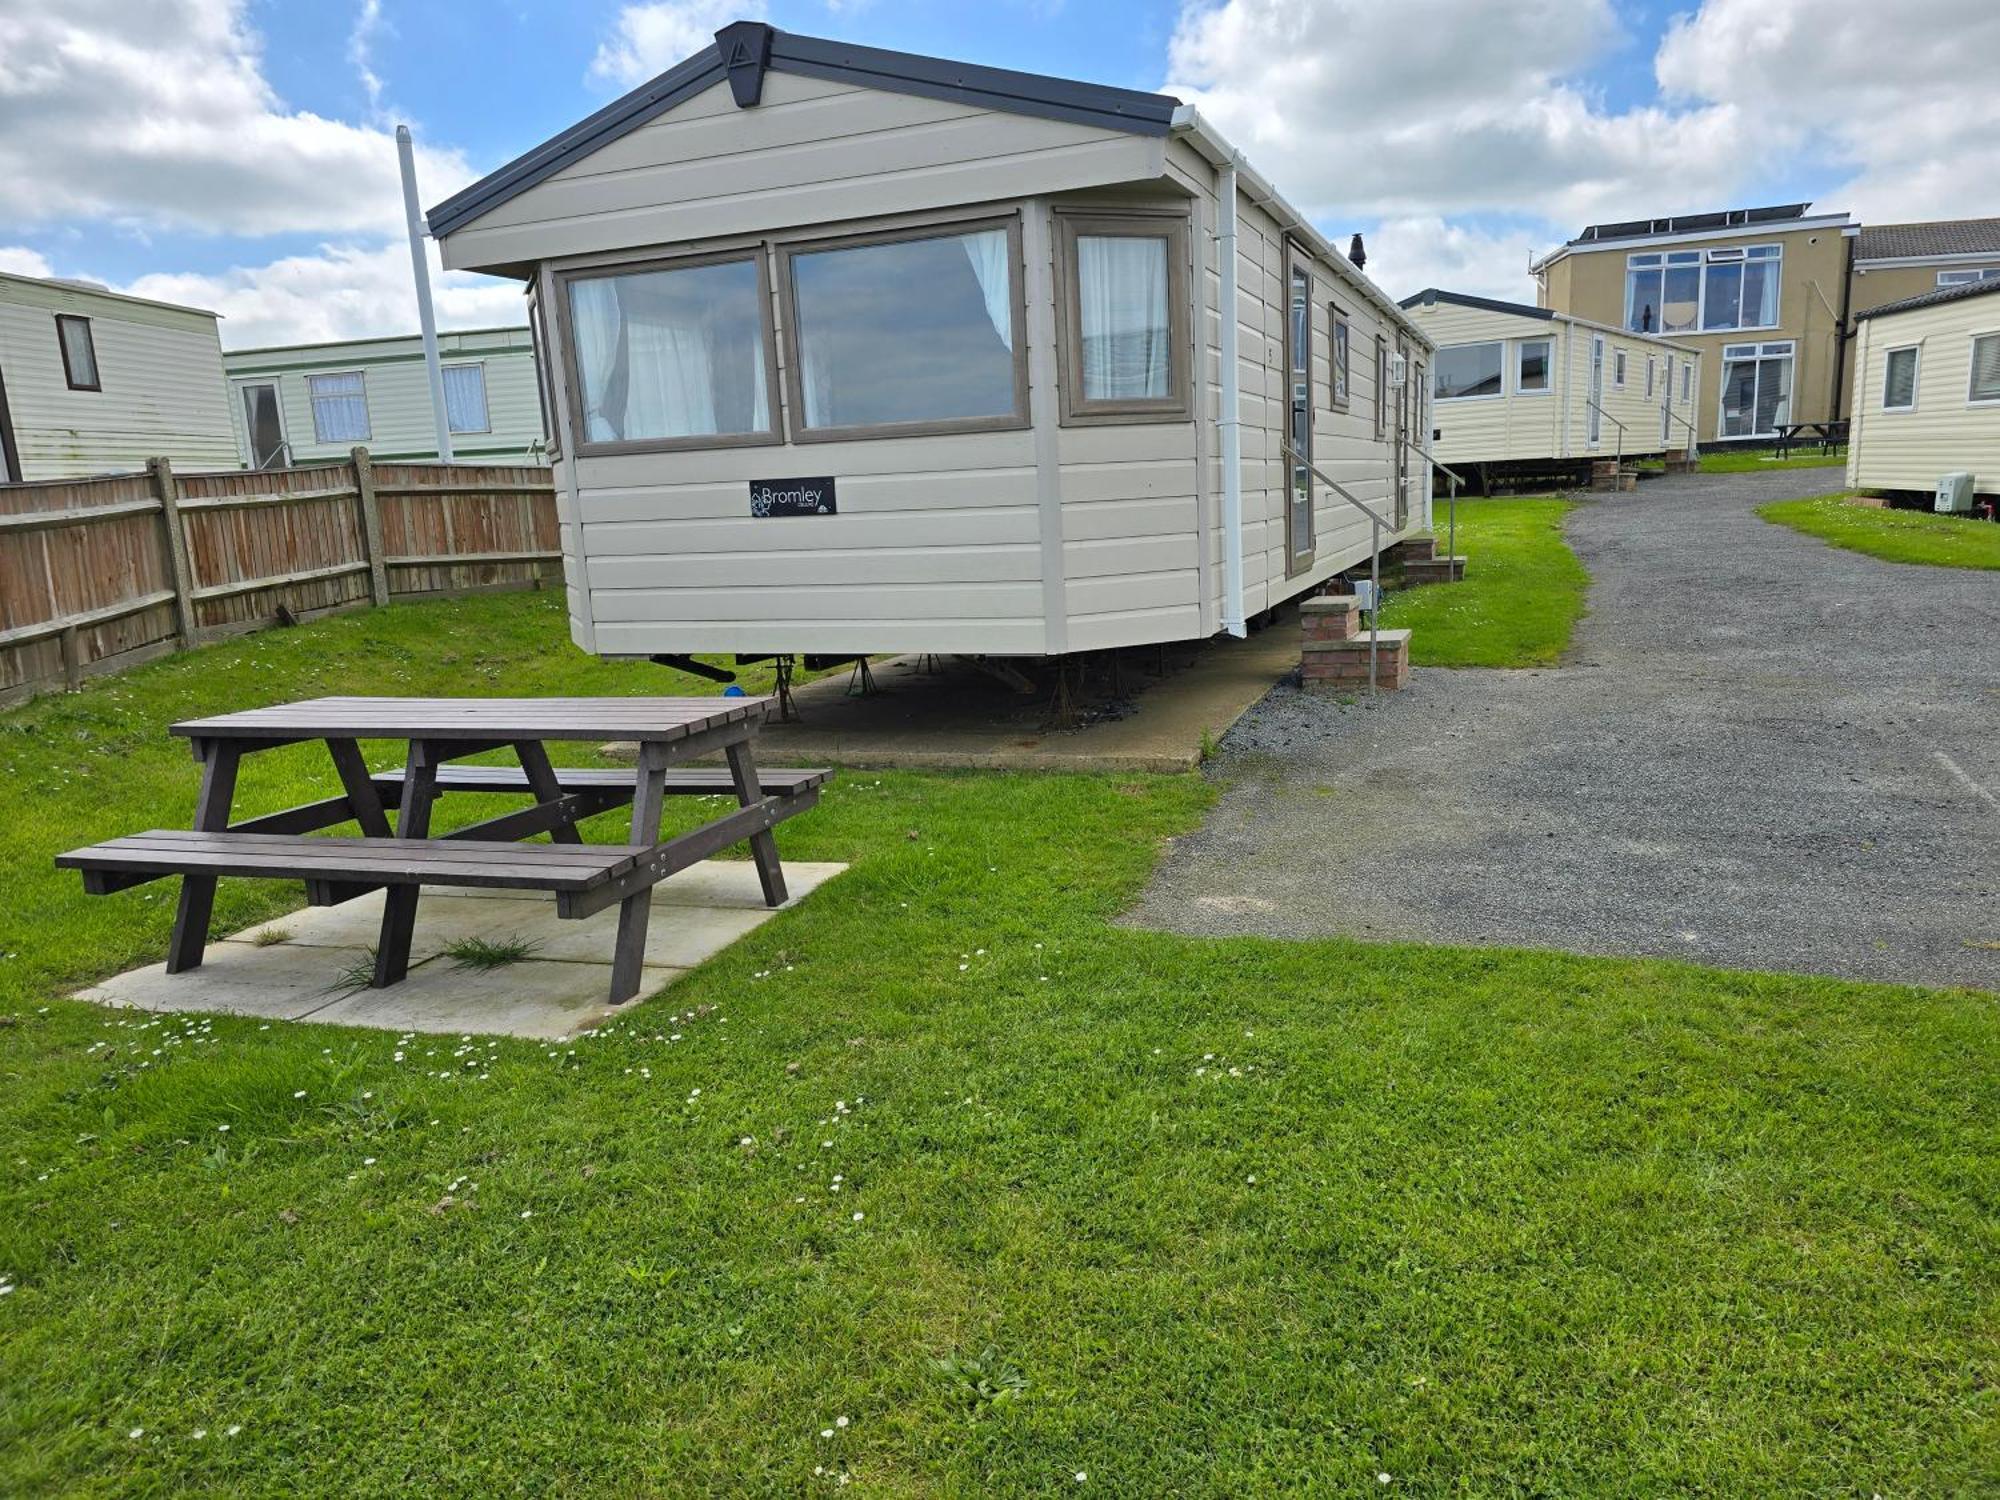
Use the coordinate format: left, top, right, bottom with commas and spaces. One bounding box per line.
1760, 493, 2000, 570
3, 593, 1996, 1494
1697, 446, 1850, 474
1381, 496, 1587, 667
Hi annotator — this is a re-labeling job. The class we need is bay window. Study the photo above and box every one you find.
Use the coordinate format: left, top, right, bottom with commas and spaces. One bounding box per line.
1054, 209, 1189, 424
1628, 244, 1780, 334
1433, 340, 1503, 400
785, 218, 1026, 438
563, 253, 776, 451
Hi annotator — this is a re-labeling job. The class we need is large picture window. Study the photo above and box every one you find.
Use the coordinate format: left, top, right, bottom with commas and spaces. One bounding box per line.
1628, 244, 1779, 334
563, 253, 776, 452
782, 219, 1025, 440
1433, 341, 1503, 400
1054, 210, 1190, 425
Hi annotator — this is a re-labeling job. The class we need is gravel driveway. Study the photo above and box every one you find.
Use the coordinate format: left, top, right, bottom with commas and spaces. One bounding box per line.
1128, 467, 2000, 991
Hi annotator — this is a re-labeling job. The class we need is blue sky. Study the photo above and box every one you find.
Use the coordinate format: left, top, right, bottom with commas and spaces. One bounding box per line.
1, 0, 1991, 346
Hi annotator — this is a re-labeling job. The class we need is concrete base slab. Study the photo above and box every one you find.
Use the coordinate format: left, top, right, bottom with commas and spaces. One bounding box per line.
75, 859, 849, 1039
610, 620, 1304, 774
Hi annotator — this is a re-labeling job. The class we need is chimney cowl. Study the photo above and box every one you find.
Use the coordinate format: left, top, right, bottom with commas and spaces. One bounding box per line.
1347, 233, 1367, 270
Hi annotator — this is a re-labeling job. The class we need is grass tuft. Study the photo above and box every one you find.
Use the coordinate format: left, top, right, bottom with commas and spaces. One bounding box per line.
443, 936, 541, 971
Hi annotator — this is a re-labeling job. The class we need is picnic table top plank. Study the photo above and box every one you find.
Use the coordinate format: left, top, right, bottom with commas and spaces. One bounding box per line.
59, 829, 651, 891
172, 695, 770, 743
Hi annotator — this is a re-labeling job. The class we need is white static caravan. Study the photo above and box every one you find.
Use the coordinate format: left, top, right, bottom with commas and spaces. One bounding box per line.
1398, 290, 1701, 487
428, 22, 1433, 661
222, 327, 550, 469
0, 272, 236, 483
1847, 278, 2000, 503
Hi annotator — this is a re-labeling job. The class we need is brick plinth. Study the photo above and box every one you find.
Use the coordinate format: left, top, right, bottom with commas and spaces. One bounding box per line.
1301, 627, 1411, 693
1299, 594, 1363, 643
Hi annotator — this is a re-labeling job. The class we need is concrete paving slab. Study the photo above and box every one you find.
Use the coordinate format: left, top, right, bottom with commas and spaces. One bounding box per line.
609, 625, 1302, 774
76, 860, 850, 1037
77, 940, 378, 1021
304, 957, 686, 1040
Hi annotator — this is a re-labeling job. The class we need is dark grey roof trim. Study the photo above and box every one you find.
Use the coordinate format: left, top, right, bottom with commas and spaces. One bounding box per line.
1398, 288, 1554, 321
428, 24, 1181, 240
1855, 276, 2000, 322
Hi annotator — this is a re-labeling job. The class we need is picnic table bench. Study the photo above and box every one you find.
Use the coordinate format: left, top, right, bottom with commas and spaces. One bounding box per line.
57, 696, 826, 1005
1773, 420, 1849, 457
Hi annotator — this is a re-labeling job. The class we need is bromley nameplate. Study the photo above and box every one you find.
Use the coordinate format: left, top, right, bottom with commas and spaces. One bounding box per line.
749, 477, 836, 517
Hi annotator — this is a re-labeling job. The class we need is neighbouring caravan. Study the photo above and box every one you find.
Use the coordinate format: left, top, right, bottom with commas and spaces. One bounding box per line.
0, 272, 236, 482
223, 327, 550, 469
1399, 289, 1702, 491
1847, 278, 2000, 503
428, 22, 1433, 660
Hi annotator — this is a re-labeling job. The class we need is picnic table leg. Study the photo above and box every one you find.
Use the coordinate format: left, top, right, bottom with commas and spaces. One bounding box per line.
166, 737, 241, 973
609, 742, 668, 1004
513, 740, 582, 844
725, 739, 789, 908
325, 737, 394, 837
374, 739, 438, 988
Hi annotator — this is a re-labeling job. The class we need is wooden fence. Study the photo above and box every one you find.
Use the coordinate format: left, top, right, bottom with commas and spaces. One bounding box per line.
0, 448, 559, 705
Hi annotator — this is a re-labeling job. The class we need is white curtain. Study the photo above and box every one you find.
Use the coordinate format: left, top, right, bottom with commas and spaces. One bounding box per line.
569, 279, 625, 442
441, 365, 488, 433
1078, 235, 1169, 400
960, 228, 1012, 351
623, 284, 717, 439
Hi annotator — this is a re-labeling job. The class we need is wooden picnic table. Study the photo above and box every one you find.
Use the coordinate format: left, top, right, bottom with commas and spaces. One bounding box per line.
1772, 420, 1849, 457
59, 696, 826, 1005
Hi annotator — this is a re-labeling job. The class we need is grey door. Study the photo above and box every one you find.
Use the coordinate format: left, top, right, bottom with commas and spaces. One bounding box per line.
241, 383, 286, 469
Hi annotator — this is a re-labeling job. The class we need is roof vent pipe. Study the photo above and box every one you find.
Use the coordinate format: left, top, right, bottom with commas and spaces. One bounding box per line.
1218, 157, 1246, 638
1348, 233, 1367, 270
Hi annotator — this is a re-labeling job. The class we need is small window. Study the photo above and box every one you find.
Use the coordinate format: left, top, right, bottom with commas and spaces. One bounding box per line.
1938, 268, 2000, 287
526, 284, 558, 456
1968, 334, 2000, 405
442, 364, 490, 434
1329, 304, 1350, 409
1373, 336, 1388, 439
1882, 346, 1919, 411
1682, 363, 1693, 402
564, 253, 776, 451
308, 371, 370, 443
1054, 211, 1189, 425
56, 315, 99, 391
1613, 349, 1628, 388
1515, 339, 1551, 394
1645, 356, 1656, 398
1433, 341, 1503, 400
789, 218, 1028, 438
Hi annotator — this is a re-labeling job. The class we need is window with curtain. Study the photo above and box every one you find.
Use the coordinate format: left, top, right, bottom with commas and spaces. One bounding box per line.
1882, 346, 1918, 411
1629, 245, 1779, 333
1613, 349, 1628, 387
1433, 342, 1502, 400
308, 371, 370, 443
1055, 212, 1189, 423
1516, 339, 1551, 394
1330, 306, 1350, 407
566, 256, 771, 448
1718, 341, 1793, 438
786, 223, 1020, 435
442, 364, 490, 433
1971, 334, 2000, 404
56, 315, 100, 390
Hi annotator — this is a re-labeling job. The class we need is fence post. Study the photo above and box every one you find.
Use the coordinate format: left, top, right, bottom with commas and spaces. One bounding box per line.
149, 457, 197, 647
352, 445, 390, 606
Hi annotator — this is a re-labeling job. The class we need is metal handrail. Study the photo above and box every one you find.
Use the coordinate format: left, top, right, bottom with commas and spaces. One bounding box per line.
1402, 436, 1462, 567
1584, 399, 1628, 475
1664, 405, 1700, 457
1281, 440, 1395, 698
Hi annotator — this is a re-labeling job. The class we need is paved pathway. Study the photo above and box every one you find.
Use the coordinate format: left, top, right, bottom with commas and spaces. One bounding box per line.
1128, 468, 2000, 991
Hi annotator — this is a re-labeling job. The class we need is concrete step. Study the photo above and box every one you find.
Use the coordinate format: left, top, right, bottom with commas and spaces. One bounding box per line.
1402, 555, 1466, 583
1395, 534, 1438, 562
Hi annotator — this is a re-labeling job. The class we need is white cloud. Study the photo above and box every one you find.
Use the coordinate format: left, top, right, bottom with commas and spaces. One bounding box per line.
1656, 0, 2000, 222
349, 0, 389, 121
119, 240, 525, 349
0, 0, 474, 236
0, 245, 54, 278
1363, 219, 1545, 306
590, 0, 766, 88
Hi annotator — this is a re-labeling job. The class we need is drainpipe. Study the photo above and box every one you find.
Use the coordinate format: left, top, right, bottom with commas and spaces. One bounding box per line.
1830, 233, 1855, 419
1217, 157, 1246, 637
